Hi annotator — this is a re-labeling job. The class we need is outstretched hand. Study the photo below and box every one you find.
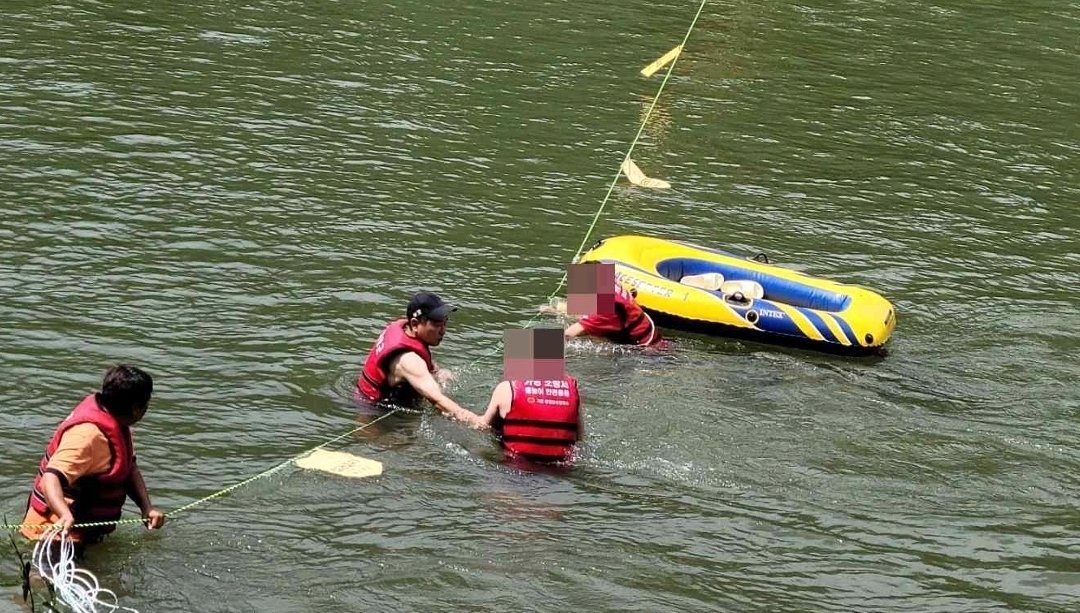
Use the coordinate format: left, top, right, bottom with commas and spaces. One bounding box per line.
539, 299, 568, 316
143, 507, 166, 530
464, 412, 490, 431
56, 510, 75, 533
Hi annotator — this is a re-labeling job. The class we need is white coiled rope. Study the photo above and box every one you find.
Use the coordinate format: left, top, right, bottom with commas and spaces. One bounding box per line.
31, 525, 139, 613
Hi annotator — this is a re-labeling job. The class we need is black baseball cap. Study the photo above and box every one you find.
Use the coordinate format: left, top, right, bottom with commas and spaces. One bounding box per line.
406, 291, 457, 322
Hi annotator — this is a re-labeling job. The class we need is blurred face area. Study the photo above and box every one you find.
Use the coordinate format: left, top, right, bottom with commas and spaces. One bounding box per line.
504, 327, 566, 380
412, 316, 448, 346
567, 262, 616, 316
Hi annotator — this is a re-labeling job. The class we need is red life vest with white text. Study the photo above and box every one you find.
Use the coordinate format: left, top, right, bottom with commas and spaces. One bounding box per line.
357, 319, 435, 404
499, 378, 581, 463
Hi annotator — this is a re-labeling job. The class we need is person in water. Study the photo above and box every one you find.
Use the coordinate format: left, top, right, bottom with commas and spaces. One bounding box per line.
481, 327, 582, 464
356, 291, 486, 429
21, 365, 166, 554
542, 262, 662, 347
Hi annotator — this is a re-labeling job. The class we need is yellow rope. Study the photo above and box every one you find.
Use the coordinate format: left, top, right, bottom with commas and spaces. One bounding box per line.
481, 0, 710, 354
550, 0, 710, 299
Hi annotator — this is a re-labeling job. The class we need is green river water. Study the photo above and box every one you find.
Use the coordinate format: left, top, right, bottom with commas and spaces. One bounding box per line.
1, 0, 1078, 611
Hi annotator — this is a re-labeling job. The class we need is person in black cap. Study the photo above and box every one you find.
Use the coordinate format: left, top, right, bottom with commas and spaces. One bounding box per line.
356, 291, 486, 428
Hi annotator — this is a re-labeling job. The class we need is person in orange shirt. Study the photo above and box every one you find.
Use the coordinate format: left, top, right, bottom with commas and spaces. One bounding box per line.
21, 365, 165, 554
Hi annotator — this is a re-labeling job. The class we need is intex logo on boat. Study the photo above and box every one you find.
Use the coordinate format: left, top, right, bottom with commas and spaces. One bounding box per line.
756, 308, 784, 320
616, 270, 673, 298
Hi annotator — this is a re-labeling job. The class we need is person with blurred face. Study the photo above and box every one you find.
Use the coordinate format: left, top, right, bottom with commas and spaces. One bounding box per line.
543, 262, 662, 346
21, 365, 165, 554
356, 291, 486, 428
481, 328, 582, 465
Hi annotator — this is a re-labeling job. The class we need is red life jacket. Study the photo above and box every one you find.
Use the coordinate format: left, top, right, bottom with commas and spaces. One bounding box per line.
612, 286, 659, 346
28, 394, 134, 540
499, 377, 581, 463
356, 319, 435, 404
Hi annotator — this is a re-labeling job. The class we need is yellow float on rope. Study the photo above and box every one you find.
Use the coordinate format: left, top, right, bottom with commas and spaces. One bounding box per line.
296, 449, 383, 479
640, 44, 683, 77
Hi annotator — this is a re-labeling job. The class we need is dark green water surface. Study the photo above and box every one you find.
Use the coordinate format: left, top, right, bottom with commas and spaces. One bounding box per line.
1, 0, 1077, 611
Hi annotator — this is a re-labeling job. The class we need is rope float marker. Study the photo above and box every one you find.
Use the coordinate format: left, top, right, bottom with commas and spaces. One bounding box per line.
640, 44, 684, 78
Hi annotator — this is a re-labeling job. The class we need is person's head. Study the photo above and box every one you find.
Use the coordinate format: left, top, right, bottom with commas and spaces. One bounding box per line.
503, 327, 565, 380
95, 364, 153, 426
567, 262, 618, 316
405, 291, 457, 346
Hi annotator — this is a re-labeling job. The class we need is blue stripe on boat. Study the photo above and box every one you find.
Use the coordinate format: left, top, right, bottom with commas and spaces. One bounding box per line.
828, 313, 859, 346
800, 308, 840, 344
655, 257, 852, 312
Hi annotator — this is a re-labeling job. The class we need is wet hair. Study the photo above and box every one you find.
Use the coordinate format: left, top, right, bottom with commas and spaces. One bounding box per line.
95, 364, 153, 419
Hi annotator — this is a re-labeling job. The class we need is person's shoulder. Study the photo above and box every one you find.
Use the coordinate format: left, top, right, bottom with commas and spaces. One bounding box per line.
578, 310, 619, 330
57, 422, 110, 451
64, 422, 108, 440
393, 349, 428, 371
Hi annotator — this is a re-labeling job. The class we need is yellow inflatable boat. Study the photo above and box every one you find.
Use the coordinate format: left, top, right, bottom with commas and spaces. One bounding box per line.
577, 235, 896, 355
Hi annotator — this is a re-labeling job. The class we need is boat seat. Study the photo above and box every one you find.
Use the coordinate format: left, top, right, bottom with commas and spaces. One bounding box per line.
721, 279, 764, 300
680, 272, 724, 290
